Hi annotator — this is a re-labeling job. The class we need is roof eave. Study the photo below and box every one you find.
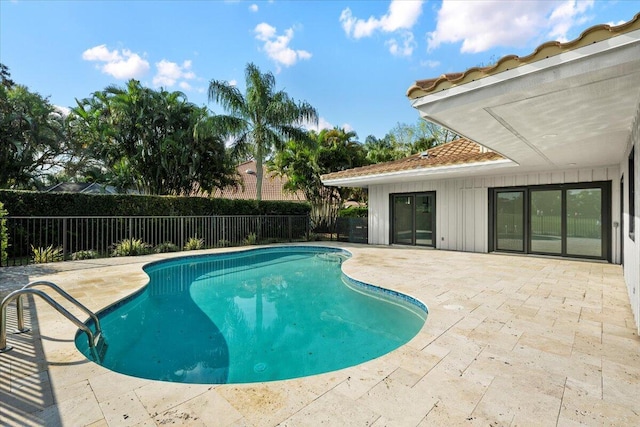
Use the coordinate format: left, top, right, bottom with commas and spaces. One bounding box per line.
407, 13, 640, 99
322, 158, 517, 187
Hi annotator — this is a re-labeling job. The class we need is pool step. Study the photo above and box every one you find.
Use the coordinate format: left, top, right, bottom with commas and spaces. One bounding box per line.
315, 253, 349, 264
92, 332, 108, 362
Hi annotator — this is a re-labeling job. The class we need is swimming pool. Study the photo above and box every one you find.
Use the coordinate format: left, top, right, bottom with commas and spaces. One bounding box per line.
75, 246, 427, 384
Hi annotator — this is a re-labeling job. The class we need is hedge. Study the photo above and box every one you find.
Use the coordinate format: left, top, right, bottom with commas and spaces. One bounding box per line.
0, 190, 311, 217
338, 206, 368, 218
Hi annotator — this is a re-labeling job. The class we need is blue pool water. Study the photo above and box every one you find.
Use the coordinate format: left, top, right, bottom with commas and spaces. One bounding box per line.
75, 246, 427, 384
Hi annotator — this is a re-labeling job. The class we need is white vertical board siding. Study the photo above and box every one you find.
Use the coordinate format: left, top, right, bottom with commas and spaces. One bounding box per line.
368, 185, 388, 245
367, 165, 619, 256
623, 101, 640, 333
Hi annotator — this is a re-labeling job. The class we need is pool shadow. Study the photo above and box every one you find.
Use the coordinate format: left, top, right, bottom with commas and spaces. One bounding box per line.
81, 262, 231, 384
0, 295, 62, 426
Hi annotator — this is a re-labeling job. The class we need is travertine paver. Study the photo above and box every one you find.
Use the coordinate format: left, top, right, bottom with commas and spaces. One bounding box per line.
1, 243, 639, 426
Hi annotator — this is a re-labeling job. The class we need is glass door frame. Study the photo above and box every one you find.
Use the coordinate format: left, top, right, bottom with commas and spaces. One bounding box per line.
489, 181, 611, 261
390, 191, 436, 247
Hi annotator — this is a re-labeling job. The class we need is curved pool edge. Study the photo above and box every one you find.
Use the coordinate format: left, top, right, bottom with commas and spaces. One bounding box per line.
76, 244, 429, 342
73, 244, 430, 384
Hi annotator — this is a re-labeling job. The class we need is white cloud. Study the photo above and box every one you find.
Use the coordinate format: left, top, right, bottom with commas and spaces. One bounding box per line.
301, 117, 354, 134
54, 105, 71, 117
255, 22, 277, 41
301, 116, 333, 132
153, 59, 196, 88
427, 0, 595, 53
340, 1, 423, 39
82, 44, 121, 62
249, 4, 258, 12
254, 23, 312, 70
228, 79, 238, 87
548, 0, 594, 42
82, 45, 150, 79
386, 31, 416, 56
606, 20, 627, 27
342, 123, 354, 133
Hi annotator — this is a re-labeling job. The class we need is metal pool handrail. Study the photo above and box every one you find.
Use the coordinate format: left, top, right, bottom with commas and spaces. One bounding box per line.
21, 280, 102, 335
0, 281, 101, 354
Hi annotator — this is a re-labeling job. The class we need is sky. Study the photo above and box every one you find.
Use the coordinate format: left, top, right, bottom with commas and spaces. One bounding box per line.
1, 0, 638, 140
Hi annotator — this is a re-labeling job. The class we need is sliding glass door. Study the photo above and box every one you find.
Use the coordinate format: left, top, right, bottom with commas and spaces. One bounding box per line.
495, 191, 524, 251
566, 188, 602, 258
530, 189, 562, 254
393, 195, 414, 245
391, 192, 435, 247
491, 183, 609, 260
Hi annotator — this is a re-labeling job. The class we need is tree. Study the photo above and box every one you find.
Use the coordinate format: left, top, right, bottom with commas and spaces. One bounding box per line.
372, 119, 458, 162
364, 134, 403, 163
69, 80, 237, 195
208, 62, 318, 200
0, 64, 15, 89
270, 127, 368, 231
0, 67, 68, 189
316, 127, 367, 173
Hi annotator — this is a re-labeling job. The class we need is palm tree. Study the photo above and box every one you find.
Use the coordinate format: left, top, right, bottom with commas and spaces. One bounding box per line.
208, 63, 318, 201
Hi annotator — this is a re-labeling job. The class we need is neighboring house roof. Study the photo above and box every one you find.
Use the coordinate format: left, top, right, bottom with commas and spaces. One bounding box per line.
322, 139, 513, 186
45, 182, 120, 194
213, 160, 306, 201
407, 13, 640, 99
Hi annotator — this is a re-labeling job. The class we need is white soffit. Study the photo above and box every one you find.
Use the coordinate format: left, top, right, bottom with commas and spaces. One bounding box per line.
411, 30, 640, 171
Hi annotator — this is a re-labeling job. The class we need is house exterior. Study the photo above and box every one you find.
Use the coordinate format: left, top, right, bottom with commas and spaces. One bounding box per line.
322, 14, 640, 331
213, 160, 306, 202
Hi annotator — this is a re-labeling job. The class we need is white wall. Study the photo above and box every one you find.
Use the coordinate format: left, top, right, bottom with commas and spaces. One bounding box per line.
622, 101, 640, 332
368, 166, 621, 263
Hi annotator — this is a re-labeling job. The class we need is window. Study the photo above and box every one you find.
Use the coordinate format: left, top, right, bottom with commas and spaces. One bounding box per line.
629, 148, 635, 240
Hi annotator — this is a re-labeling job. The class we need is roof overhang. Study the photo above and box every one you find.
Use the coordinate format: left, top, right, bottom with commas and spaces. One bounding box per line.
410, 28, 640, 174
323, 158, 517, 187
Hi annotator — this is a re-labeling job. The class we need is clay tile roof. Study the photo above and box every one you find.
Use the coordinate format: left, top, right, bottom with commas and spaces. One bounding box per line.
321, 138, 505, 181
407, 12, 640, 99
213, 160, 306, 201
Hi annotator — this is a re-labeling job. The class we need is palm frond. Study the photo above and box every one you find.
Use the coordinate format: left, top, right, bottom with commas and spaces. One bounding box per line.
208, 80, 246, 115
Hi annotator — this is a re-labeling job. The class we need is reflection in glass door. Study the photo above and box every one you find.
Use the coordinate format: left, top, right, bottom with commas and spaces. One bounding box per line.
415, 194, 433, 246
530, 190, 562, 254
393, 196, 413, 245
567, 188, 602, 257
392, 193, 435, 246
496, 191, 524, 251
491, 183, 610, 260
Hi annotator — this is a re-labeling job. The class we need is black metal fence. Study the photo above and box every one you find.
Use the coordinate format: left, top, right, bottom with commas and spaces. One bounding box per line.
336, 218, 368, 243
1, 215, 310, 266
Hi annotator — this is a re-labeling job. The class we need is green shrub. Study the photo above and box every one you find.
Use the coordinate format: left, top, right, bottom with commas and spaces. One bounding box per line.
306, 232, 320, 242
72, 250, 98, 260
338, 206, 368, 218
155, 242, 180, 253
0, 201, 7, 265
112, 238, 151, 257
32, 245, 63, 263
244, 232, 258, 245
217, 239, 230, 248
184, 237, 204, 251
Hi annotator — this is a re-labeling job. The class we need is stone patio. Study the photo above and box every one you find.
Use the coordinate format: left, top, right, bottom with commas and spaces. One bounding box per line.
1, 243, 639, 426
